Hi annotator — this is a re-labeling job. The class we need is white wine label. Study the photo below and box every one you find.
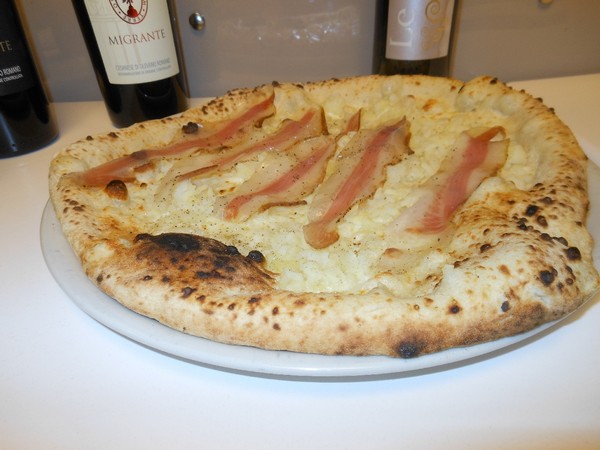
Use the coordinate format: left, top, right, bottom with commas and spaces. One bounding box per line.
83, 0, 180, 84
385, 0, 454, 61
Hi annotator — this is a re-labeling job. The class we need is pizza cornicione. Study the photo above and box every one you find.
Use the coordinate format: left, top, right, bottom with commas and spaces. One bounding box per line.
48, 75, 600, 358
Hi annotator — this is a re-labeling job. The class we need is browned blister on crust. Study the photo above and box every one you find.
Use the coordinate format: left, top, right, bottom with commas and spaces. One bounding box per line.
49, 75, 599, 358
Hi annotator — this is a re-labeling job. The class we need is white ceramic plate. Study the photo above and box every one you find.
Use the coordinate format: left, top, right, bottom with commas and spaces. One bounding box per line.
40, 163, 600, 378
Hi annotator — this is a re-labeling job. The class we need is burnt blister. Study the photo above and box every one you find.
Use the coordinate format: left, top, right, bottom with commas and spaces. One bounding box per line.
397, 342, 421, 358
565, 247, 582, 261
247, 250, 266, 263
525, 205, 539, 216
182, 121, 200, 134
539, 269, 556, 286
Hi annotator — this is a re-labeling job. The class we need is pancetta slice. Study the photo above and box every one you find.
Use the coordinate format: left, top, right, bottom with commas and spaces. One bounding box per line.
303, 118, 412, 249
78, 90, 276, 186
390, 126, 509, 235
215, 135, 336, 221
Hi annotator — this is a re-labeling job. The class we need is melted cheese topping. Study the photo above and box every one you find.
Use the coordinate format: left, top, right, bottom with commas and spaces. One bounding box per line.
120, 84, 537, 295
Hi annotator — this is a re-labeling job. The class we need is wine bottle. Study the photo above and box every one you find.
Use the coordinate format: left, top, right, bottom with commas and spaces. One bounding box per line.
0, 0, 58, 158
71, 0, 189, 128
374, 0, 458, 77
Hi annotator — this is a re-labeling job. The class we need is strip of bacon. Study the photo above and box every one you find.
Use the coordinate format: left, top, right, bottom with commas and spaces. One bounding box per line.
303, 118, 412, 249
78, 90, 276, 186
214, 135, 336, 221
173, 107, 326, 182
391, 126, 508, 235
339, 109, 361, 136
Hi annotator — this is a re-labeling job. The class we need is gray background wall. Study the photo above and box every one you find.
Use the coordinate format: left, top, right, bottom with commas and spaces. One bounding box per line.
15, 0, 600, 102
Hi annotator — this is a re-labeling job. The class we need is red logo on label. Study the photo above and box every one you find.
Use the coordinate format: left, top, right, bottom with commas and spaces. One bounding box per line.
109, 0, 148, 24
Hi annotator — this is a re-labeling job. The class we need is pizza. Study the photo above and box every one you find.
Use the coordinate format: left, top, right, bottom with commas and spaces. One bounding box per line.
48, 75, 600, 358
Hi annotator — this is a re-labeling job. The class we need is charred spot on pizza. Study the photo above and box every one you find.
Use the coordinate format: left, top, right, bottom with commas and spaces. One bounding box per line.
539, 269, 556, 286
396, 341, 421, 358
181, 287, 197, 298
136, 233, 201, 252
104, 179, 128, 200
182, 122, 200, 134
225, 245, 241, 255
448, 300, 462, 314
555, 236, 568, 246
536, 216, 548, 227
195, 270, 225, 279
247, 250, 266, 264
566, 247, 582, 261
480, 243, 492, 253
525, 204, 539, 216
501, 301, 511, 312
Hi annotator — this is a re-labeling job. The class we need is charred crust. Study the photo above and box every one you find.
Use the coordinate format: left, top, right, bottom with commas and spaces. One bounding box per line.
555, 236, 568, 246
480, 243, 492, 253
181, 287, 197, 298
536, 216, 548, 227
397, 342, 421, 358
131, 233, 274, 293
247, 250, 266, 263
135, 233, 201, 252
565, 247, 581, 261
449, 304, 461, 314
539, 269, 556, 286
196, 270, 225, 279
501, 301, 511, 312
525, 204, 539, 216
104, 179, 128, 200
225, 245, 240, 255
182, 122, 200, 134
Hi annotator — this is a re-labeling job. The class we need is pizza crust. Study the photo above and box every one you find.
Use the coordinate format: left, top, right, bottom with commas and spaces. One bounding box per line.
49, 75, 600, 357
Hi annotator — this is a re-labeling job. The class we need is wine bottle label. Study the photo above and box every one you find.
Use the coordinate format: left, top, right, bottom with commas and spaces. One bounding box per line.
83, 0, 180, 84
385, 0, 454, 61
0, 7, 35, 96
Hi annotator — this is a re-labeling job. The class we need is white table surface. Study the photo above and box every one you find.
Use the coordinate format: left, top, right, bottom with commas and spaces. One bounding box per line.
1, 74, 599, 449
